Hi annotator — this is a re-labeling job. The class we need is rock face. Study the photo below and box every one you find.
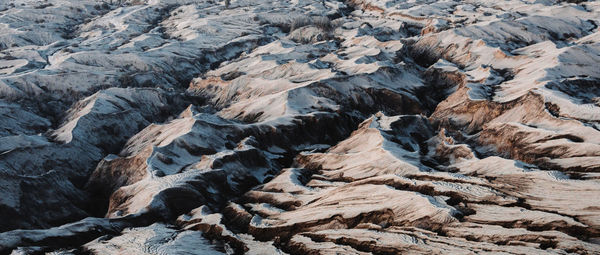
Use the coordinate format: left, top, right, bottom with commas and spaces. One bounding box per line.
0, 0, 599, 254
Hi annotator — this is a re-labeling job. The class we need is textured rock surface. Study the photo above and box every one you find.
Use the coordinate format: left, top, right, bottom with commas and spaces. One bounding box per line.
0, 0, 599, 254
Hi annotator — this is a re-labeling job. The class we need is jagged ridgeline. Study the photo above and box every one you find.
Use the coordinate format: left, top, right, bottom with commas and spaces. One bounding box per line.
0, 0, 599, 254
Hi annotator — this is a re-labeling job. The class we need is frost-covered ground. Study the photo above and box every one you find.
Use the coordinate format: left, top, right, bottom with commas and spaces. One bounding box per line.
0, 0, 599, 254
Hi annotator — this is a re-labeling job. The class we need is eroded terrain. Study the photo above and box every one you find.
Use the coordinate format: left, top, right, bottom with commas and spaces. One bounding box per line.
0, 0, 599, 254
